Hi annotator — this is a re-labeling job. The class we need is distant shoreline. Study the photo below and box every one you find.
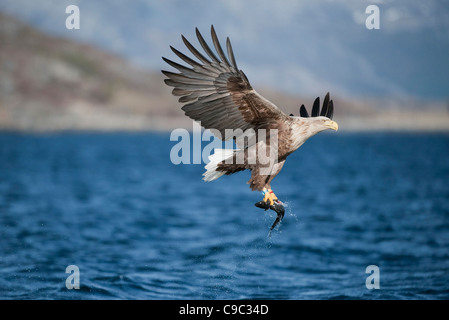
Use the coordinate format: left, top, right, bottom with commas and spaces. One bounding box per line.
1, 13, 448, 135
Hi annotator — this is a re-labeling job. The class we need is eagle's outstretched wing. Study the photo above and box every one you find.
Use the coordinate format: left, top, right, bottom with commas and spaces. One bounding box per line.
162, 25, 290, 143
299, 93, 334, 120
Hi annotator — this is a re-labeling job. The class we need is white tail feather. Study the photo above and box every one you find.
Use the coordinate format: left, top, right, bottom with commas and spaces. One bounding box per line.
203, 148, 236, 181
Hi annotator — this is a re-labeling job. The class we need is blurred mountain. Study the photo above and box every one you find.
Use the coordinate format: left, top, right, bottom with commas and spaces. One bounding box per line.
0, 12, 179, 131
0, 12, 448, 131
1, 0, 448, 100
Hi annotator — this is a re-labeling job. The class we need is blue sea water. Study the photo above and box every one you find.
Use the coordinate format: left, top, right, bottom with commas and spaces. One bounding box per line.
0, 132, 448, 300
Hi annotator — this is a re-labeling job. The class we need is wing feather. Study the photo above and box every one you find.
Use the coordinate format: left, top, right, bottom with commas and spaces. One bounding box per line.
327, 100, 334, 119
297, 93, 334, 119
163, 79, 214, 91
179, 89, 215, 103
195, 28, 228, 73
226, 38, 238, 71
299, 104, 309, 117
181, 35, 212, 66
311, 97, 320, 117
162, 25, 290, 143
211, 25, 232, 68
161, 71, 213, 85
320, 92, 330, 117
162, 57, 216, 80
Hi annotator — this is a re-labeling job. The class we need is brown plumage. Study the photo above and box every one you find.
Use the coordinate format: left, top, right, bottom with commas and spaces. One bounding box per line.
162, 26, 338, 194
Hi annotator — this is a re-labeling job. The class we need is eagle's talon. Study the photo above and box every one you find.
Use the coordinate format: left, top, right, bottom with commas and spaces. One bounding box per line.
262, 188, 277, 206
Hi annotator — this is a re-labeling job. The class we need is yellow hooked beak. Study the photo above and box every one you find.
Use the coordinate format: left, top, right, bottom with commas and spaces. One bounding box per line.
325, 120, 339, 131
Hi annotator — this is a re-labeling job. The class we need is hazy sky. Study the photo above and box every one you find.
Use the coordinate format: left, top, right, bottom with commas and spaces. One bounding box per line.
1, 0, 448, 100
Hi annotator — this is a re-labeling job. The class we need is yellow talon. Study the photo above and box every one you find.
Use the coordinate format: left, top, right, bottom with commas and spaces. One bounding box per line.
270, 189, 278, 201
262, 188, 278, 206
263, 191, 271, 204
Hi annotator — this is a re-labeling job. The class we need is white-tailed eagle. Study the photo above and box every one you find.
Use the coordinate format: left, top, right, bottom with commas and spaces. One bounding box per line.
162, 26, 338, 229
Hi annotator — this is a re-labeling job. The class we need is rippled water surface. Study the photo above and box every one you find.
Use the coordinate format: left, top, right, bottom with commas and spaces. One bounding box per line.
0, 132, 448, 299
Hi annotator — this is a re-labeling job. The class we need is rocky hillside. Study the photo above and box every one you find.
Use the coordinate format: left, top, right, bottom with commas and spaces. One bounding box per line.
0, 12, 448, 132
0, 12, 180, 131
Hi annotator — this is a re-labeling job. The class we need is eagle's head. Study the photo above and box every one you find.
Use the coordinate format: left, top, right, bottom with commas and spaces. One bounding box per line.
290, 92, 338, 134
289, 93, 338, 149
306, 116, 339, 134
